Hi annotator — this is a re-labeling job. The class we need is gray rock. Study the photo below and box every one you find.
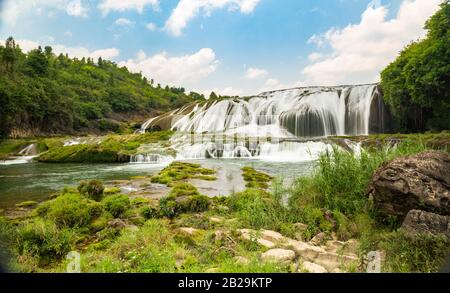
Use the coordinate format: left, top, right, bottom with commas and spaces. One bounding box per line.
367, 151, 450, 218
402, 209, 450, 237
261, 249, 296, 264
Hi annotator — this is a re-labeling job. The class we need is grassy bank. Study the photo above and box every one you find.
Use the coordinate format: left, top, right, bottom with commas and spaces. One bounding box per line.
0, 141, 449, 273
0, 131, 174, 163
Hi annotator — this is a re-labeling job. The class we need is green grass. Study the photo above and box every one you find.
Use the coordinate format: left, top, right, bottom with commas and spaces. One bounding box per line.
151, 162, 216, 186
241, 167, 273, 189
2, 138, 449, 273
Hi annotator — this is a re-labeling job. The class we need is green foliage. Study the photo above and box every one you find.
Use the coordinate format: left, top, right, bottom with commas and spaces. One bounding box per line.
38, 144, 129, 163
78, 180, 104, 201
241, 167, 273, 189
151, 162, 216, 186
15, 201, 38, 208
381, 2, 450, 132
102, 194, 131, 218
16, 218, 76, 266
158, 183, 211, 218
0, 37, 202, 138
368, 230, 450, 273
35, 193, 103, 228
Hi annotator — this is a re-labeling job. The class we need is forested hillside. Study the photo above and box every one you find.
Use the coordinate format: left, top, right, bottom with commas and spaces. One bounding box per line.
0, 38, 205, 138
381, 1, 449, 132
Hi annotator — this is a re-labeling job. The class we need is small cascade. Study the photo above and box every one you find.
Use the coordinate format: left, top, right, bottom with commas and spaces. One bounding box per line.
173, 139, 334, 162
18, 144, 38, 156
130, 154, 174, 164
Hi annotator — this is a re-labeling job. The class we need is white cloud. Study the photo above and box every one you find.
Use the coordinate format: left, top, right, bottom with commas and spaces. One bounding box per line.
98, 0, 159, 15
258, 78, 295, 93
307, 52, 323, 62
1, 0, 88, 26
244, 67, 268, 79
301, 0, 442, 85
66, 0, 88, 17
146, 22, 157, 31
119, 48, 219, 86
115, 18, 135, 26
165, 0, 261, 36
201, 86, 245, 97
6, 39, 119, 60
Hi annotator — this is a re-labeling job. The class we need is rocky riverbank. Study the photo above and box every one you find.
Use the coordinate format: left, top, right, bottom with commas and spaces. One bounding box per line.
0, 140, 449, 273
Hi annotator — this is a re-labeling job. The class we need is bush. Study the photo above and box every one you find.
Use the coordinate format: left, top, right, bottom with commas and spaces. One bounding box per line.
78, 180, 105, 201
376, 230, 450, 273
158, 183, 211, 218
35, 193, 103, 228
180, 195, 210, 213
169, 182, 200, 197
16, 218, 76, 265
140, 206, 160, 220
102, 194, 131, 218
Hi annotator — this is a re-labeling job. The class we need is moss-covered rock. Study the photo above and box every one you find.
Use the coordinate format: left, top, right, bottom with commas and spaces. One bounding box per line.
151, 162, 216, 186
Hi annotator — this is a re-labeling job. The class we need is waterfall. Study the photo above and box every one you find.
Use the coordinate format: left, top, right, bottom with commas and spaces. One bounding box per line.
141, 84, 385, 138
136, 84, 389, 163
130, 154, 174, 164
18, 144, 38, 156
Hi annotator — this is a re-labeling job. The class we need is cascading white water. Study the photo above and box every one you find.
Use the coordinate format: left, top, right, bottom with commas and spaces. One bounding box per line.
137, 84, 383, 162
130, 153, 174, 164
141, 84, 380, 138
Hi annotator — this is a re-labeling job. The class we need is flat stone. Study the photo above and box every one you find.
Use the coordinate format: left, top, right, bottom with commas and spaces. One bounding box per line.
284, 240, 325, 261
301, 261, 328, 273
310, 232, 329, 245
261, 249, 296, 263
178, 227, 200, 236
313, 252, 359, 272
239, 229, 277, 248
209, 217, 224, 223
261, 230, 286, 243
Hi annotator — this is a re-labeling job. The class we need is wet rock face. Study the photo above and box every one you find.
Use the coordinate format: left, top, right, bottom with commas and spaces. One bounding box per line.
402, 210, 450, 238
367, 151, 450, 219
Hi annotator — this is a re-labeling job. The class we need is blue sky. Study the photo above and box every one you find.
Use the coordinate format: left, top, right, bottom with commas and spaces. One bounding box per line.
0, 0, 442, 96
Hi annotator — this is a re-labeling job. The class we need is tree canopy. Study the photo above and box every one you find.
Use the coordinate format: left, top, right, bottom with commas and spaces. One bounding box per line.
0, 38, 205, 137
381, 1, 449, 132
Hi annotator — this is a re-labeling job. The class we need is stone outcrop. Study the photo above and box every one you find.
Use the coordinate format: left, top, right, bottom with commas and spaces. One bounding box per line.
237, 228, 360, 272
261, 249, 296, 264
401, 209, 450, 237
367, 151, 450, 218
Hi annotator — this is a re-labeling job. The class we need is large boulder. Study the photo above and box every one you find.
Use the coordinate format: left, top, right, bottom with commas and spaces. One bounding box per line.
402, 209, 450, 237
367, 151, 450, 219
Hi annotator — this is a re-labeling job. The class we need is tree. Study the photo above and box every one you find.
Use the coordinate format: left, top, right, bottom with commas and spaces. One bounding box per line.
2, 37, 18, 71
381, 1, 450, 132
26, 46, 49, 76
209, 91, 218, 100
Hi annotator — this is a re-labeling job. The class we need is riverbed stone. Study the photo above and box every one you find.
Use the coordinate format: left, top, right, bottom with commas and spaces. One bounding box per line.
313, 252, 359, 272
284, 240, 325, 260
301, 261, 328, 273
261, 249, 296, 264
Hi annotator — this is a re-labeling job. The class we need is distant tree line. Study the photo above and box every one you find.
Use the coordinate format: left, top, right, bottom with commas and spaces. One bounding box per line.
0, 38, 206, 137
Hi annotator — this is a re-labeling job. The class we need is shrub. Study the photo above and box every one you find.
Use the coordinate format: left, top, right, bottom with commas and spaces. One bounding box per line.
180, 195, 210, 213
16, 218, 76, 265
141, 206, 160, 220
102, 194, 131, 218
78, 180, 105, 201
35, 193, 103, 228
377, 230, 450, 272
169, 182, 200, 197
